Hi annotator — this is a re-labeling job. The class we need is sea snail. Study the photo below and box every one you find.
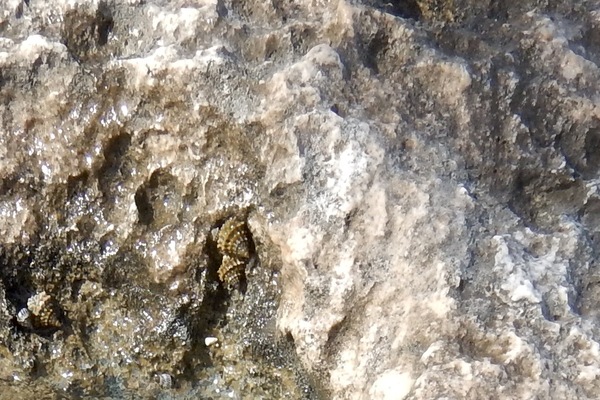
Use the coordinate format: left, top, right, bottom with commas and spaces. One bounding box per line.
216, 217, 253, 289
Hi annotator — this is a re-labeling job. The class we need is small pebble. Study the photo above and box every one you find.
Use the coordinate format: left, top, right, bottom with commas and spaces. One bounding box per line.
205, 336, 219, 347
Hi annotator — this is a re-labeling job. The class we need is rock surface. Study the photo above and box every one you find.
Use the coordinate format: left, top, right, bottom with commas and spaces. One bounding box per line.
1, 0, 600, 399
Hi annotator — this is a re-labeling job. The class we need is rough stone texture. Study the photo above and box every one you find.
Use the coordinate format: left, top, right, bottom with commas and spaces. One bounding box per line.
1, 0, 600, 399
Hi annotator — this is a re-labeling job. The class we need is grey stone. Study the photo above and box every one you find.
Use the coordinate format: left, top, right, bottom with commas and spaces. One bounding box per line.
0, 0, 599, 399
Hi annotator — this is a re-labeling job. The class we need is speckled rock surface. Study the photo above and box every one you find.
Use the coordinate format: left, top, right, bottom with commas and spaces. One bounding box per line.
1, 0, 600, 399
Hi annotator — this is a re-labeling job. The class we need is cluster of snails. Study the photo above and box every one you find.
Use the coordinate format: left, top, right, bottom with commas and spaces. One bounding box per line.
215, 217, 254, 290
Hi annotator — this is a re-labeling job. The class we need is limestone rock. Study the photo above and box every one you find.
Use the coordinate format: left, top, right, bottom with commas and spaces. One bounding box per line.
0, 0, 600, 399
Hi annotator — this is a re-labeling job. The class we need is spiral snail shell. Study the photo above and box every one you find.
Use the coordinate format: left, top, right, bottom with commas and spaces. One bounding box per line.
18, 291, 61, 330
155, 373, 173, 388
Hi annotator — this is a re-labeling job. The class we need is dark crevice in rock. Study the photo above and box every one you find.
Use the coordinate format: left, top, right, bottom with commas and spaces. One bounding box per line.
61, 3, 115, 63
290, 25, 318, 55
362, 0, 422, 21
66, 171, 91, 201
134, 184, 153, 225
134, 169, 183, 227
0, 245, 36, 313
96, 131, 132, 202
96, 2, 114, 47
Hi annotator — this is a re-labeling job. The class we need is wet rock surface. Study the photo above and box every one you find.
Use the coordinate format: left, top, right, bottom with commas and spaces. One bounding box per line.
0, 0, 600, 399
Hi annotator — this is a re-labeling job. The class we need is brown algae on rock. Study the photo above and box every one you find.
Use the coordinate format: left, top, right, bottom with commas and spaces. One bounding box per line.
0, 215, 319, 399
